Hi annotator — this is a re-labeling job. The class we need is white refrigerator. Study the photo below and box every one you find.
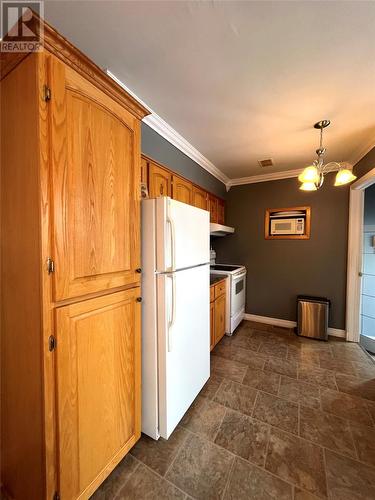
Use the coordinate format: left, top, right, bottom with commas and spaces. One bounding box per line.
141, 197, 210, 440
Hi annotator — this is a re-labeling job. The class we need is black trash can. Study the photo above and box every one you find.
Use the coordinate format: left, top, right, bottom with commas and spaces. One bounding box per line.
297, 295, 330, 340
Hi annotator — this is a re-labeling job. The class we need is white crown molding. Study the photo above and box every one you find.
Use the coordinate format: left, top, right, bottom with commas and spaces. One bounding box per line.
228, 163, 344, 189
106, 70, 230, 186
349, 138, 375, 168
143, 114, 230, 185
106, 71, 373, 189
228, 168, 305, 188
244, 314, 346, 339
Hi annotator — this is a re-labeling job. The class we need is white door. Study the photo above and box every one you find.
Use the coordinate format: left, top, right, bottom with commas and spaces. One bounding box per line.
157, 264, 210, 439
156, 197, 210, 272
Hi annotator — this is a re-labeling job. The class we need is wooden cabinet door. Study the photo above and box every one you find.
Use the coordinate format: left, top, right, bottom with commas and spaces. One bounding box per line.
208, 195, 218, 223
149, 162, 171, 197
217, 199, 225, 224
55, 288, 141, 499
192, 186, 208, 210
49, 57, 141, 301
214, 294, 226, 345
172, 174, 193, 205
210, 301, 215, 351
141, 156, 148, 185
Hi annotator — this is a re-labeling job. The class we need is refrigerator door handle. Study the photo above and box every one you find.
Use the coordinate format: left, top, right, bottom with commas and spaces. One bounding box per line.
166, 209, 176, 272
167, 273, 177, 352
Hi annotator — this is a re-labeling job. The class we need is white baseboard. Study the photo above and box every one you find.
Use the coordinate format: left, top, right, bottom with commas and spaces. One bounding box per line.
243, 314, 346, 339
244, 314, 296, 329
327, 328, 347, 339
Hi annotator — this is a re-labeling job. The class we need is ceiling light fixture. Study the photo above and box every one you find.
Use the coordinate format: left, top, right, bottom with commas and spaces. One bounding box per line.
298, 120, 356, 191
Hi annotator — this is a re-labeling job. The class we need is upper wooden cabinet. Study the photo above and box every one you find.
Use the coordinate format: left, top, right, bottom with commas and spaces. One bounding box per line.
148, 162, 172, 197
50, 58, 141, 301
217, 199, 225, 225
141, 154, 225, 223
141, 156, 148, 185
172, 174, 193, 204
208, 194, 218, 223
56, 288, 141, 499
192, 186, 208, 210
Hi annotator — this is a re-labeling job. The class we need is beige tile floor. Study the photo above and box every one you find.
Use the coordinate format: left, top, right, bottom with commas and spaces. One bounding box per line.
91, 321, 375, 500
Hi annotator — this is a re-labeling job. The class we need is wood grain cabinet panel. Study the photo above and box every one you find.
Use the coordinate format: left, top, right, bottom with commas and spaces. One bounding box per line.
50, 59, 141, 301
192, 186, 208, 210
210, 301, 215, 351
208, 194, 218, 223
141, 156, 148, 185
210, 280, 226, 351
172, 174, 193, 204
217, 199, 225, 224
55, 288, 141, 499
148, 162, 172, 197
214, 293, 226, 345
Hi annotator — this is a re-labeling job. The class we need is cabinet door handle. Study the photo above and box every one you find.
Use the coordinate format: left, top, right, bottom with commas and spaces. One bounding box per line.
136, 268, 142, 273
160, 184, 164, 195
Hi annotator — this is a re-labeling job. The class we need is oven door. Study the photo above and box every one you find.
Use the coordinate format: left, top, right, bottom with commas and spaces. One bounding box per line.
231, 271, 246, 318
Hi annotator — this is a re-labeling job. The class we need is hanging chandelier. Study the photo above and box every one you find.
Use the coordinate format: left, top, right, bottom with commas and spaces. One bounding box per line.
298, 120, 356, 191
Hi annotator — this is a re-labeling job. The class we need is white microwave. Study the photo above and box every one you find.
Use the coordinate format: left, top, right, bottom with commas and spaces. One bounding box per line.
270, 217, 305, 235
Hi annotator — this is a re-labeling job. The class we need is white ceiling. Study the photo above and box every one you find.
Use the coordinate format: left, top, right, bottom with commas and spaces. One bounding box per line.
44, 0, 375, 181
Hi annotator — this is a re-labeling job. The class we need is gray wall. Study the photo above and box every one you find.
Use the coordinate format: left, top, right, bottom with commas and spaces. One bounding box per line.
364, 183, 375, 226
354, 146, 375, 179
141, 122, 227, 198
213, 173, 349, 329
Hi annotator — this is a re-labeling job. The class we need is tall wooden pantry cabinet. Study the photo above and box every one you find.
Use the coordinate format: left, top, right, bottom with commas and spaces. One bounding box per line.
1, 14, 148, 500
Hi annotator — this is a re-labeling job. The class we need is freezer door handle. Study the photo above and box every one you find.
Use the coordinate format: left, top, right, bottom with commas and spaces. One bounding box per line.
166, 203, 176, 272
167, 273, 177, 352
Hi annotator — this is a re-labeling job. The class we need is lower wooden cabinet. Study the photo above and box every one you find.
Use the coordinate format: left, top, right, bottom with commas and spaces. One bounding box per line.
55, 288, 141, 499
214, 294, 226, 345
210, 279, 226, 350
210, 301, 215, 350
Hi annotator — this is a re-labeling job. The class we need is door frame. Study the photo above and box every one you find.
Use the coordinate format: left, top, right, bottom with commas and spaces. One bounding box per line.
346, 167, 375, 342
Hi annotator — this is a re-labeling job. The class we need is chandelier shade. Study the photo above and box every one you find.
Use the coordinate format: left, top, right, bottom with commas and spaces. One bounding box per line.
299, 181, 317, 191
334, 168, 357, 186
298, 166, 319, 184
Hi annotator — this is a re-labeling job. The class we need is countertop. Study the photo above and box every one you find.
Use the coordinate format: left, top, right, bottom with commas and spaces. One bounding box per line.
210, 275, 227, 286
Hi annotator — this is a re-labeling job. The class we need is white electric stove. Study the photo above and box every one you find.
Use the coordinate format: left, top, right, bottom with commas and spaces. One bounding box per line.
210, 264, 246, 334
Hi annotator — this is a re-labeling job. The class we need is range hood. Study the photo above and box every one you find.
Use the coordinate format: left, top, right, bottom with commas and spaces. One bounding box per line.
210, 223, 235, 237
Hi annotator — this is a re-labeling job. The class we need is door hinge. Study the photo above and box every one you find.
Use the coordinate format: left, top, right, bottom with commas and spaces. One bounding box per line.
53, 492, 60, 500
49, 335, 56, 352
47, 257, 55, 274
43, 85, 51, 102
